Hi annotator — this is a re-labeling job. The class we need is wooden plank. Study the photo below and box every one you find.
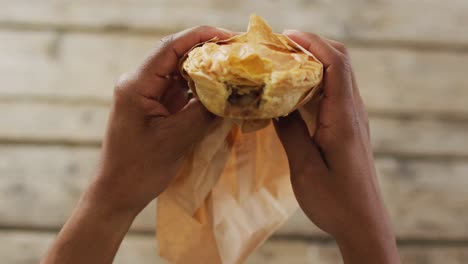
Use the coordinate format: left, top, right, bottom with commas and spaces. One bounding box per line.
0, 102, 108, 144
252, 240, 468, 264
0, 1, 347, 36
279, 157, 468, 240
0, 145, 155, 232
1, 145, 468, 239
0, 30, 156, 101
347, 0, 468, 47
1, 231, 468, 264
2, 101, 468, 157
369, 117, 468, 157
1, 30, 468, 114
0, 231, 161, 264
0, 0, 467, 46
379, 157, 468, 239
350, 47, 468, 116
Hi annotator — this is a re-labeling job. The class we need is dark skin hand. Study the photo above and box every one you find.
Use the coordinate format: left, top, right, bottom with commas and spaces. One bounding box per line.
42, 26, 400, 263
41, 26, 233, 264
276, 30, 401, 264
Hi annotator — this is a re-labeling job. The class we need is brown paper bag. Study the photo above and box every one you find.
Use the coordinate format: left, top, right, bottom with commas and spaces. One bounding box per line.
156, 117, 303, 264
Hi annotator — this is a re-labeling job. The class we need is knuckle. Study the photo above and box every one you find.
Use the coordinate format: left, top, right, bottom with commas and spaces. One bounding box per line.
330, 54, 351, 71
113, 73, 136, 105
361, 113, 371, 138
341, 116, 361, 140
112, 87, 127, 107
114, 73, 134, 92
315, 119, 360, 148
304, 32, 322, 42
315, 129, 335, 148
194, 25, 214, 32
189, 100, 215, 125
334, 41, 348, 54
191, 25, 219, 39
159, 34, 175, 48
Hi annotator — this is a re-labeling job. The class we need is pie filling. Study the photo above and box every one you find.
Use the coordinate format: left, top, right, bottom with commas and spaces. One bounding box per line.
226, 84, 265, 109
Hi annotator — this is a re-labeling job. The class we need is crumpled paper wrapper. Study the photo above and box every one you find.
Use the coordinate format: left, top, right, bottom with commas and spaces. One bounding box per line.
156, 14, 322, 264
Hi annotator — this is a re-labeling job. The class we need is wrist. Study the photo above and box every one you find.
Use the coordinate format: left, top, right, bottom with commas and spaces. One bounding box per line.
79, 182, 140, 228
335, 229, 400, 264
42, 183, 137, 264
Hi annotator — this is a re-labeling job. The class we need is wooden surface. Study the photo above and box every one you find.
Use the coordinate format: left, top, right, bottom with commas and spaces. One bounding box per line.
1, 0, 467, 46
1, 0, 468, 263
2, 144, 468, 239
1, 101, 468, 157
2, 31, 468, 115
2, 231, 468, 264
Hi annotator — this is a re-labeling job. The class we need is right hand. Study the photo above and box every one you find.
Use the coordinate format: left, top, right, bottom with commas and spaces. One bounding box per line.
90, 26, 233, 216
275, 30, 400, 263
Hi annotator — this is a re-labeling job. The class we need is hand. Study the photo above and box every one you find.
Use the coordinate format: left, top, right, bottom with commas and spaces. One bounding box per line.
42, 26, 233, 264
275, 30, 400, 263
89, 26, 233, 216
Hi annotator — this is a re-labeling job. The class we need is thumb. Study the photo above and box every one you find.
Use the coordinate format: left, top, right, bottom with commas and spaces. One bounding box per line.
274, 111, 328, 178
164, 98, 217, 148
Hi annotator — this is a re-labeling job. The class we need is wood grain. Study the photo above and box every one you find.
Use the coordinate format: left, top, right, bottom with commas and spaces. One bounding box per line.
2, 101, 468, 157
1, 31, 468, 115
250, 240, 468, 264
1, 145, 468, 239
1, 0, 467, 262
2, 231, 468, 264
279, 157, 468, 239
0, 145, 156, 232
0, 231, 161, 264
0, 30, 156, 102
1, 0, 467, 46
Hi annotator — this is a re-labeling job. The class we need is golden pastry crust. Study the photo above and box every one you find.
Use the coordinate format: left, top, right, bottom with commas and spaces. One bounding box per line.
181, 14, 323, 131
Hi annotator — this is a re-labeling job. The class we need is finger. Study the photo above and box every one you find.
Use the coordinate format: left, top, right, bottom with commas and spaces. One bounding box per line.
160, 78, 190, 114
144, 26, 233, 76
136, 26, 233, 99
162, 99, 217, 152
274, 111, 328, 175
349, 69, 371, 138
324, 38, 370, 138
284, 30, 342, 68
283, 30, 353, 108
322, 39, 356, 97
323, 38, 348, 55
321, 39, 362, 107
298, 94, 321, 137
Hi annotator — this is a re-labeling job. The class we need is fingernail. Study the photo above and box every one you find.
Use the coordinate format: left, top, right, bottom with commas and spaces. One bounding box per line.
216, 27, 234, 35
283, 29, 301, 35
216, 27, 230, 31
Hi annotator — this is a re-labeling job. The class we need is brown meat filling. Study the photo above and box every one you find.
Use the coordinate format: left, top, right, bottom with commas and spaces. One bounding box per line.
226, 84, 264, 108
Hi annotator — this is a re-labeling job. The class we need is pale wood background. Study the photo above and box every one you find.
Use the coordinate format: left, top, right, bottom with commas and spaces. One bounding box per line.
1, 0, 468, 263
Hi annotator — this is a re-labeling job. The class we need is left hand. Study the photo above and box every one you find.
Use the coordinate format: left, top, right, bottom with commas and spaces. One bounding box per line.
275, 30, 399, 263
